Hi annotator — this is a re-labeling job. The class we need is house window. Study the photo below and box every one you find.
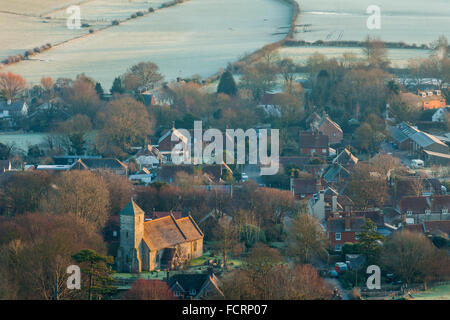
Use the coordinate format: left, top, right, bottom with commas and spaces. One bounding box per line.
113, 231, 117, 237
193, 241, 197, 252
189, 289, 196, 296
425, 210, 431, 215
335, 232, 341, 241
126, 231, 129, 238
322, 148, 327, 153
443, 209, 448, 214
335, 244, 342, 252
174, 291, 181, 297
301, 194, 305, 198
407, 210, 413, 216
311, 149, 316, 154
355, 233, 360, 241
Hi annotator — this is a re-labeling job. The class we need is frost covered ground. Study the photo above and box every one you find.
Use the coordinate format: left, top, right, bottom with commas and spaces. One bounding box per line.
2, 0, 290, 88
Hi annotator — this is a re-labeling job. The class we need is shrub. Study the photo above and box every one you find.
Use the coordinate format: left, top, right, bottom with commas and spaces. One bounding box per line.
148, 7, 154, 12
89, 29, 94, 33
81, 23, 90, 28
112, 20, 120, 26
136, 11, 144, 16
130, 14, 137, 19
33, 47, 41, 53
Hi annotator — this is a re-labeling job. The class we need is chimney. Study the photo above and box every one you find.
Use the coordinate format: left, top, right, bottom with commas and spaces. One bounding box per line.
344, 214, 351, 231
332, 195, 337, 212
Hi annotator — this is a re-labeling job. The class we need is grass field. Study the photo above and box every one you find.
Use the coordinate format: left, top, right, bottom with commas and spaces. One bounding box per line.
411, 284, 450, 300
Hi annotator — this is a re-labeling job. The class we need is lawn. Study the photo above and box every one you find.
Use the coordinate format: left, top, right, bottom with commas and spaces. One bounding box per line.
411, 284, 450, 300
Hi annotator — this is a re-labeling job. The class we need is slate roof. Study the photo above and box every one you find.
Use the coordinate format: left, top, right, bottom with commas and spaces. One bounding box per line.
120, 200, 145, 216
292, 178, 321, 197
399, 196, 430, 214
70, 158, 127, 171
299, 132, 329, 149
327, 216, 366, 233
333, 149, 358, 167
323, 164, 350, 182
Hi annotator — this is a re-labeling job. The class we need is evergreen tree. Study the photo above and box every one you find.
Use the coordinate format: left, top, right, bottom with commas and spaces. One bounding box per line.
95, 82, 104, 98
358, 219, 384, 264
72, 249, 117, 300
217, 70, 237, 96
110, 77, 124, 95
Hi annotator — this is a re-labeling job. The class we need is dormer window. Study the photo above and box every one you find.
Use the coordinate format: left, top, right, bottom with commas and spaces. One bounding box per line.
442, 209, 448, 214
407, 210, 413, 216
189, 289, 196, 296
425, 210, 431, 215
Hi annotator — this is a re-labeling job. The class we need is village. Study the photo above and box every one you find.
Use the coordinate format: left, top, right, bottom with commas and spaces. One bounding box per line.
0, 21, 450, 300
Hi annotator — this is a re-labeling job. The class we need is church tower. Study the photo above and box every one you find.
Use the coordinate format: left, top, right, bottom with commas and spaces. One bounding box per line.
117, 199, 145, 272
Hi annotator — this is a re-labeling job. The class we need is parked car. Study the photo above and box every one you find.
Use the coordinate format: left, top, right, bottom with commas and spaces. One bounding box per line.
335, 262, 348, 274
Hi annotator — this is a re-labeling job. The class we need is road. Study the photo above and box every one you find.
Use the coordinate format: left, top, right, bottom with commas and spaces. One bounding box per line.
325, 277, 351, 300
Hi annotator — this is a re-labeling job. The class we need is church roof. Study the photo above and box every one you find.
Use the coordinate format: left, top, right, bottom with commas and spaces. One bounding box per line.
144, 215, 203, 251
120, 200, 145, 216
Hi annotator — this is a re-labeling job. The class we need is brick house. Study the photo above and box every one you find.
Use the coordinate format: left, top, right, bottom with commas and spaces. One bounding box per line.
327, 211, 386, 252
291, 178, 322, 200
399, 195, 450, 223
327, 215, 365, 252
299, 132, 329, 156
315, 115, 343, 145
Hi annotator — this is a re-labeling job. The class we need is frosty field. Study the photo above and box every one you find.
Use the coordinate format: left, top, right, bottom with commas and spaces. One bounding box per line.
293, 0, 450, 45
2, 0, 290, 88
278, 46, 431, 69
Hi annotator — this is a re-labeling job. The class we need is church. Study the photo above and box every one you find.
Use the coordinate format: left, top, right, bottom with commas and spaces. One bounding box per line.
116, 200, 204, 273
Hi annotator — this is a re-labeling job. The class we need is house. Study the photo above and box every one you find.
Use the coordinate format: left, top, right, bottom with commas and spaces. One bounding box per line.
327, 214, 366, 252
332, 148, 358, 167
128, 167, 154, 185
0, 160, 11, 173
432, 107, 450, 122
134, 144, 162, 169
309, 189, 355, 222
299, 132, 329, 156
157, 126, 190, 163
416, 90, 447, 110
53, 155, 103, 165
140, 90, 156, 107
168, 273, 224, 300
399, 195, 450, 223
312, 114, 343, 145
0, 100, 28, 119
70, 158, 128, 175
291, 177, 322, 200
155, 164, 231, 184
327, 211, 388, 251
389, 122, 449, 156
116, 200, 204, 273
322, 163, 351, 184
403, 220, 450, 238
258, 92, 282, 117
